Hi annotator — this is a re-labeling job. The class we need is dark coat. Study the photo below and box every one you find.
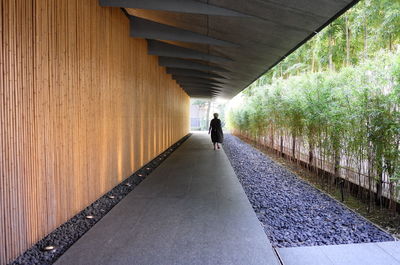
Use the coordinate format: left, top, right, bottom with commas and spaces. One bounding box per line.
209, 118, 224, 143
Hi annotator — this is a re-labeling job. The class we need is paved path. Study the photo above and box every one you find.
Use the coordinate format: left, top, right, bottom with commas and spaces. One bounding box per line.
55, 132, 280, 265
277, 241, 400, 265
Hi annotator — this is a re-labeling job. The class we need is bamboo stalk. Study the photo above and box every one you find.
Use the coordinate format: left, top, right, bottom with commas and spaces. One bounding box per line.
0, 0, 189, 263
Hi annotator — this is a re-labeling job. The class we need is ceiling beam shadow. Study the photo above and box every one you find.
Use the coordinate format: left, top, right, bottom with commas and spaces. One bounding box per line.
180, 87, 222, 93
159, 57, 231, 73
176, 82, 223, 88
167, 68, 227, 79
172, 75, 225, 85
181, 85, 221, 91
183, 89, 221, 94
147, 40, 232, 64
130, 16, 238, 47
185, 90, 219, 96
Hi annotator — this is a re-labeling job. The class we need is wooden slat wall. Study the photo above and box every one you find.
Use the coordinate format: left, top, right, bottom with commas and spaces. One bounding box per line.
0, 0, 190, 263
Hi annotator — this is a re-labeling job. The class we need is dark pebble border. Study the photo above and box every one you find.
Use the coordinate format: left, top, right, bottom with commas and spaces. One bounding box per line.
223, 134, 395, 248
9, 134, 191, 265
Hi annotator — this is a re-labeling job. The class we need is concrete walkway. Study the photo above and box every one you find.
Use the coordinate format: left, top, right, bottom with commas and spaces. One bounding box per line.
55, 132, 280, 265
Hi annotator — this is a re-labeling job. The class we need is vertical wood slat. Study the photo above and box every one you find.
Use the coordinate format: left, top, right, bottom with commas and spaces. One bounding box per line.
0, 0, 190, 263
0, 0, 5, 260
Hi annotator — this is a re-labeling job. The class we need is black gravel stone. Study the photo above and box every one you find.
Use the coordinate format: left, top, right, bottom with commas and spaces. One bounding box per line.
9, 134, 191, 265
223, 134, 394, 248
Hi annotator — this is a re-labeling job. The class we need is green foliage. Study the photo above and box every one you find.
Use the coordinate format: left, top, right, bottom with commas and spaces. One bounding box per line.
229, 0, 400, 195
253, 0, 400, 83
228, 50, 400, 190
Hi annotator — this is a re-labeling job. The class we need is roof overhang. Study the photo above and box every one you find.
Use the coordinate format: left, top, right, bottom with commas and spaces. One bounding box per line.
99, 0, 360, 98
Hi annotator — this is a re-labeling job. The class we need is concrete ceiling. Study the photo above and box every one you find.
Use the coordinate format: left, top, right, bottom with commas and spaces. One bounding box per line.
99, 0, 359, 98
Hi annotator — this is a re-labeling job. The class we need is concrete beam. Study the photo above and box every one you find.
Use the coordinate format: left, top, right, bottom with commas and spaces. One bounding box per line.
159, 57, 230, 73
172, 75, 225, 85
186, 93, 219, 97
188, 94, 213, 96
179, 84, 221, 90
130, 16, 238, 47
179, 85, 223, 91
183, 87, 220, 94
99, 0, 248, 17
181, 85, 221, 91
184, 90, 219, 96
147, 40, 232, 64
167, 68, 227, 80
176, 82, 223, 89
181, 87, 222, 93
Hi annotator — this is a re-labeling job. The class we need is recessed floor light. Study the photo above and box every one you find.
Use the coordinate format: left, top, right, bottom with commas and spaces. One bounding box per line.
43, 245, 56, 251
138, 174, 143, 177
125, 183, 132, 187
108, 195, 115, 199
86, 215, 95, 219
146, 168, 151, 170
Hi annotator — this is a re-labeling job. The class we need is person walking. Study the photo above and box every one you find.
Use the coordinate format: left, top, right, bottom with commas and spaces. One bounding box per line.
208, 113, 224, 150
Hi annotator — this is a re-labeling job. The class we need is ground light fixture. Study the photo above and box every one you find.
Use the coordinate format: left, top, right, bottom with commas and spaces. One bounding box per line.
107, 195, 115, 199
85, 215, 95, 219
43, 246, 56, 252
125, 183, 132, 187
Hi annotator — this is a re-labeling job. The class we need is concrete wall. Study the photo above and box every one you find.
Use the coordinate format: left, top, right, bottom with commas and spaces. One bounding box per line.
0, 1, 189, 263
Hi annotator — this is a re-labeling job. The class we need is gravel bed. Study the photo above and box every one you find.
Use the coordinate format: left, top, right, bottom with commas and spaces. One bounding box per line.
223, 134, 395, 248
10, 134, 191, 265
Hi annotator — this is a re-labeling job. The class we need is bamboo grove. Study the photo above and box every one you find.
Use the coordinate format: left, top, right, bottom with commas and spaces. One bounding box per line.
227, 0, 400, 210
